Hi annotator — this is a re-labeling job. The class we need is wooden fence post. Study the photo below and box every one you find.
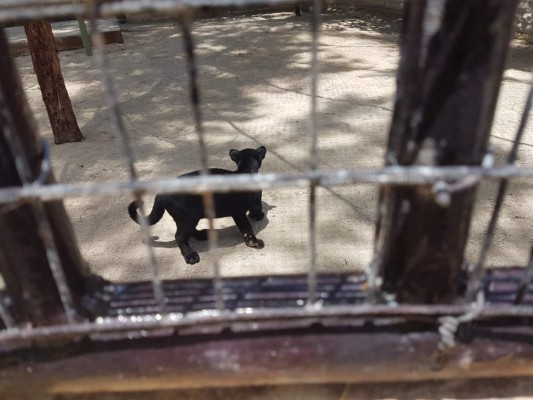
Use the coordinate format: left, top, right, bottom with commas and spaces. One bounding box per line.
24, 20, 84, 144
376, 0, 519, 303
0, 27, 90, 325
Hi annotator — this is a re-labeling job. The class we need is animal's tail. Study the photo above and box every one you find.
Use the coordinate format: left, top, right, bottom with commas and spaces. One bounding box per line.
128, 197, 165, 225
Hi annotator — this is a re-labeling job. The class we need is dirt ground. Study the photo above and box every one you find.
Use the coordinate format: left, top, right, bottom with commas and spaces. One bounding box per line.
15, 9, 533, 283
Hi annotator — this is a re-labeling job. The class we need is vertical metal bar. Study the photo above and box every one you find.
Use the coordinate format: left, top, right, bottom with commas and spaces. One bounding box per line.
467, 73, 533, 301
1, 126, 78, 323
89, 8, 165, 311
33, 141, 77, 322
73, 0, 92, 56
0, 295, 16, 329
180, 16, 224, 310
1, 73, 79, 322
32, 202, 78, 322
0, 290, 17, 329
515, 246, 533, 305
307, 0, 321, 305
77, 18, 93, 56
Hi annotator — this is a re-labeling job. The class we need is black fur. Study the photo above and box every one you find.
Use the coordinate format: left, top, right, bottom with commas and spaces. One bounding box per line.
128, 146, 267, 265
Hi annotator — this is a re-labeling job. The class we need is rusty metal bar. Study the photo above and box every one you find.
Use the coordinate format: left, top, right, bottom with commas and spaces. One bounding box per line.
0, 166, 530, 205
1, 302, 533, 343
306, 0, 321, 305
0, 0, 331, 23
0, 37, 78, 323
439, 73, 532, 348
89, 8, 165, 311
6, 137, 78, 322
2, 331, 533, 396
31, 202, 78, 322
0, 296, 16, 329
467, 73, 533, 301
181, 17, 224, 311
515, 247, 533, 305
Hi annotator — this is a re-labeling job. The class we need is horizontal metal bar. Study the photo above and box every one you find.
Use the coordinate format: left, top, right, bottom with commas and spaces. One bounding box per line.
3, 332, 533, 395
0, 0, 302, 7
0, 166, 530, 204
1, 303, 532, 343
0, 298, 16, 329
0, 0, 328, 23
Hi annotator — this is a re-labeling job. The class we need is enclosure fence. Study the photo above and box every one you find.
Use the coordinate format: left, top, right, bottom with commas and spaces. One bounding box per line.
0, 0, 533, 394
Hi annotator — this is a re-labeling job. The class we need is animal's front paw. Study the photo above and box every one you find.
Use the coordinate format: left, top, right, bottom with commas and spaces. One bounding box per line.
248, 209, 265, 221
185, 252, 200, 265
246, 238, 264, 249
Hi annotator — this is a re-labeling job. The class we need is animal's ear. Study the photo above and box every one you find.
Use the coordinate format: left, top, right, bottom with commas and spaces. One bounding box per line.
229, 149, 240, 163
257, 146, 266, 161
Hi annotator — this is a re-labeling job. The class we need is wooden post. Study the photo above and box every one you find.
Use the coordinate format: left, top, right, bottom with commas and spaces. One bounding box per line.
376, 0, 518, 303
24, 20, 84, 145
0, 27, 89, 325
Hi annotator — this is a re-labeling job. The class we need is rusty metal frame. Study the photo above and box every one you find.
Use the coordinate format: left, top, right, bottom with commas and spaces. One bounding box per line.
2, 329, 533, 396
0, 0, 532, 396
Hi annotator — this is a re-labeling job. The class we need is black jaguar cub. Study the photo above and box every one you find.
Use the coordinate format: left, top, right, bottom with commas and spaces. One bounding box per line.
128, 146, 266, 265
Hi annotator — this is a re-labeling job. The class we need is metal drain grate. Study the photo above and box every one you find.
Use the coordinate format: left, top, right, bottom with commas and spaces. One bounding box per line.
84, 274, 369, 317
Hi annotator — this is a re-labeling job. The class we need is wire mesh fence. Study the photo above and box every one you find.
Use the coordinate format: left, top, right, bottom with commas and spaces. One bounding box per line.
0, 0, 531, 354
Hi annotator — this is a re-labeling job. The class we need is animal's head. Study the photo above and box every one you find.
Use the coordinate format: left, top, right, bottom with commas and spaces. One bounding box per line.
229, 146, 267, 174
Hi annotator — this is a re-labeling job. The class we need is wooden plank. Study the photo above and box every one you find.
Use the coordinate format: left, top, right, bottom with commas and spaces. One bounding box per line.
6, 19, 123, 56
376, 0, 519, 303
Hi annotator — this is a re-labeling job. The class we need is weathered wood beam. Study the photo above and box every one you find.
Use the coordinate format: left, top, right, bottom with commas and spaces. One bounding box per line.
24, 20, 83, 144
0, 27, 91, 325
376, 0, 519, 303
1, 330, 533, 396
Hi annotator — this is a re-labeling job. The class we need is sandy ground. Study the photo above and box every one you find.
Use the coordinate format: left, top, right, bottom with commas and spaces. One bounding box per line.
14, 9, 533, 283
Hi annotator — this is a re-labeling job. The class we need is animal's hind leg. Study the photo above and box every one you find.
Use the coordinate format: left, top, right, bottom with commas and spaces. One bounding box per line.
175, 220, 201, 265
248, 192, 264, 221
191, 229, 208, 240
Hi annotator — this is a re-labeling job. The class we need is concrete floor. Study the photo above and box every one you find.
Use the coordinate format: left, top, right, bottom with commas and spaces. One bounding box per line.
15, 9, 533, 284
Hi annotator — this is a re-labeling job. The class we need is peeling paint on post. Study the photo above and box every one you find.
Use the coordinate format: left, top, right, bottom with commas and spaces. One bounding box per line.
376, 0, 519, 303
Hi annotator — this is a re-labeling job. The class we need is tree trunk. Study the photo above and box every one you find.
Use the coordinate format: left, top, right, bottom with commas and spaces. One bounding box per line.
24, 20, 83, 145
0, 27, 90, 326
376, 0, 518, 303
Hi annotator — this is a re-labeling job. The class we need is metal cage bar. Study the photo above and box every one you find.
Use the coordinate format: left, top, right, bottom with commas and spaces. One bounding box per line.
1, 299, 533, 343
467, 72, 533, 301
0, 0, 323, 23
0, 4, 532, 399
0, 295, 16, 329
0, 0, 530, 346
89, 7, 165, 311
0, 89, 78, 323
180, 16, 225, 310
515, 247, 533, 305
31, 202, 78, 322
0, 165, 530, 204
306, 0, 321, 305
